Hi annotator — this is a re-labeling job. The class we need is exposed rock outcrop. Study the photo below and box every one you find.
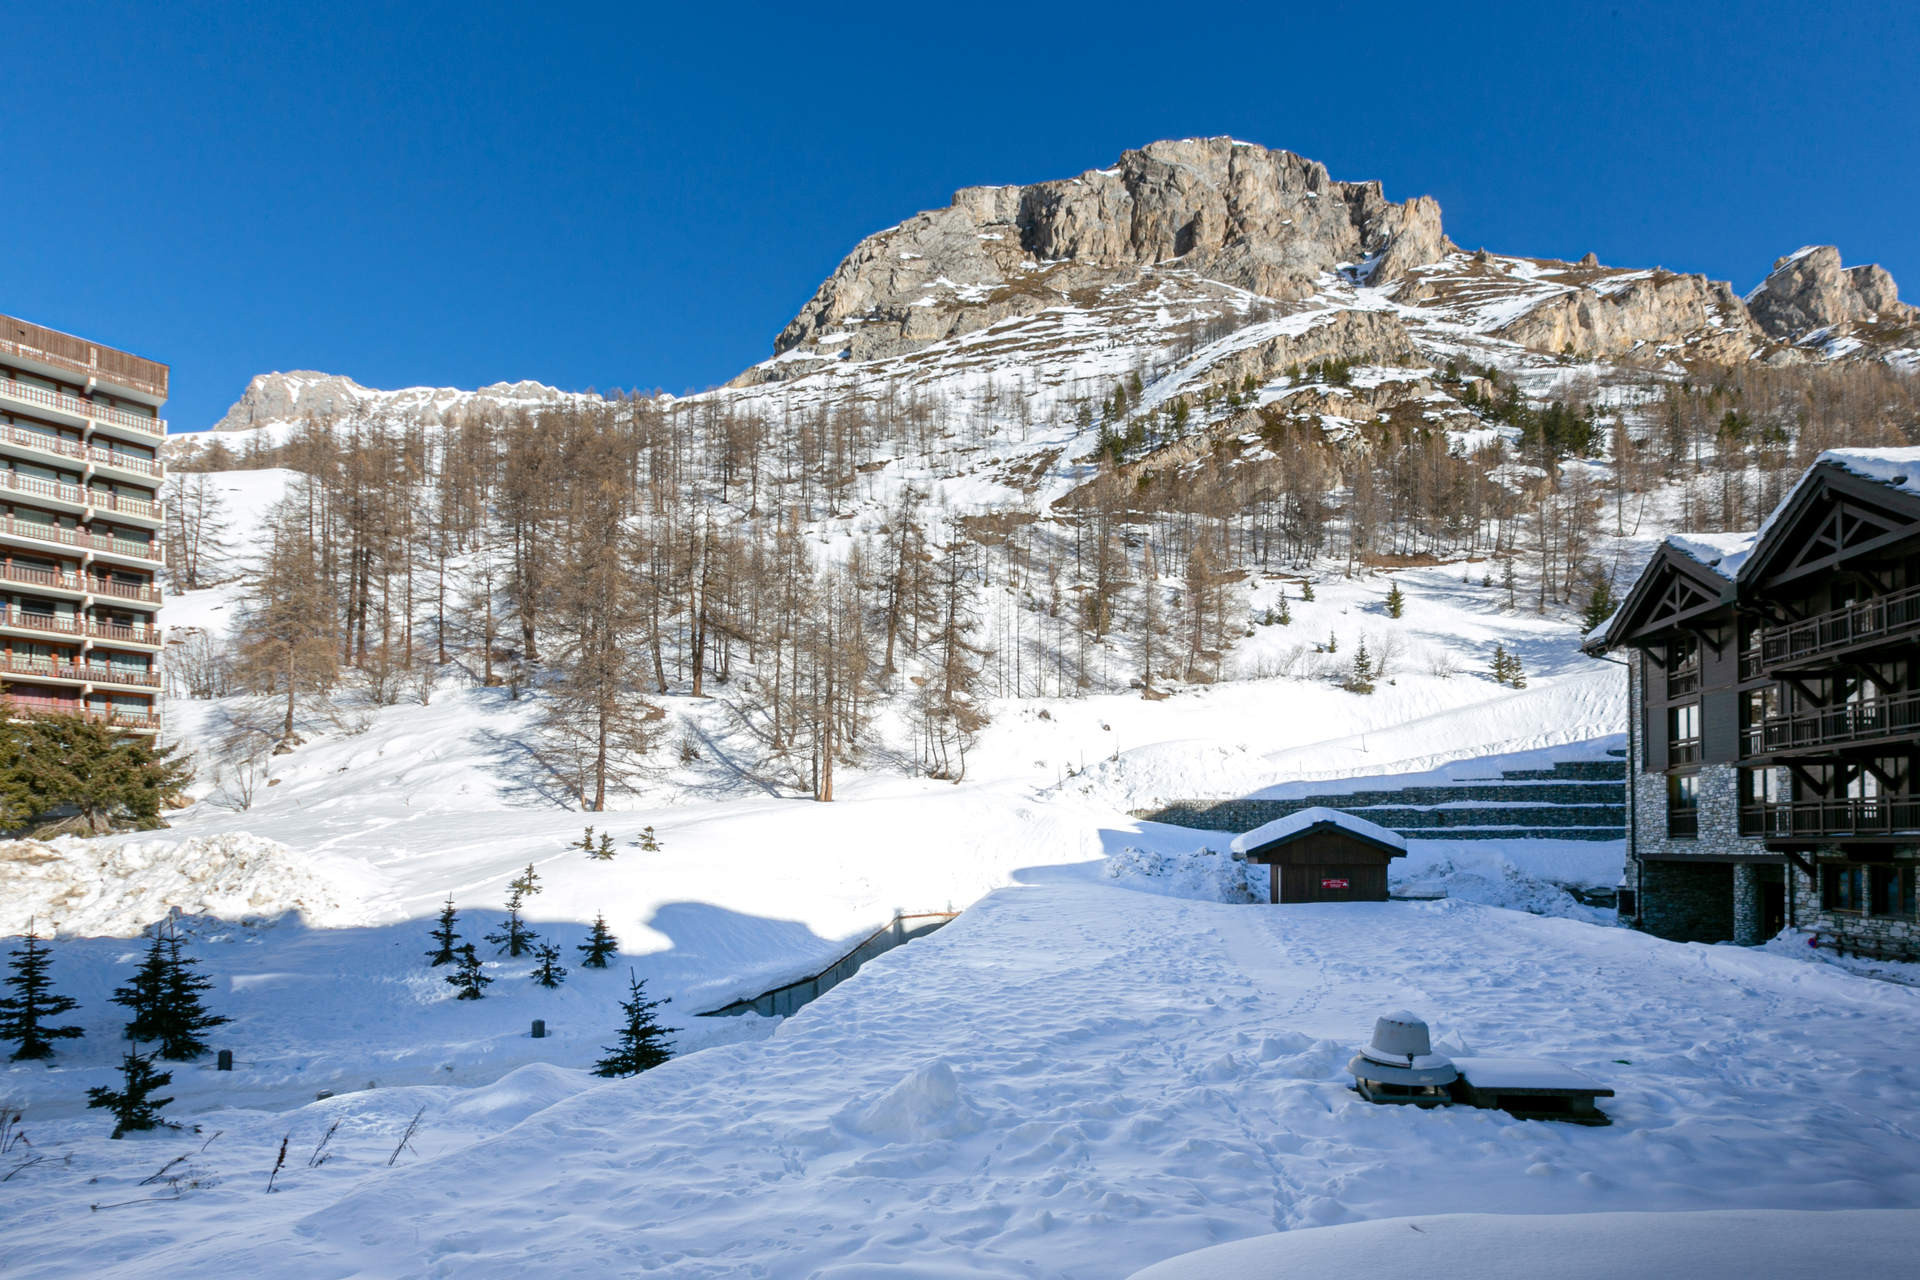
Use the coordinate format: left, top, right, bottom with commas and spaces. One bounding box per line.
1495, 270, 1762, 362
213, 371, 586, 432
762, 138, 1451, 375
1745, 246, 1916, 341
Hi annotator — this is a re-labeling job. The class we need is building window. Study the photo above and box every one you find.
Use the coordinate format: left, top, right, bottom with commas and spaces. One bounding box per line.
1823, 865, 1865, 913
1667, 637, 1700, 699
1668, 702, 1701, 765
1667, 773, 1699, 839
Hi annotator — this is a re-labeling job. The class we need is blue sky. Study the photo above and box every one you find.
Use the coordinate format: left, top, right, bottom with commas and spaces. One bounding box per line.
5, 1, 1916, 431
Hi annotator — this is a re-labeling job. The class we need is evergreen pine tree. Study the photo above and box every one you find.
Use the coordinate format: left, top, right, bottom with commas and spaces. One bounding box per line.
1326, 631, 1338, 654
1491, 644, 1512, 685
637, 825, 660, 853
577, 915, 618, 969
1300, 581, 1315, 602
1581, 573, 1618, 633
1508, 653, 1528, 689
530, 943, 567, 989
573, 825, 596, 855
1501, 559, 1518, 608
592, 970, 674, 1077
0, 925, 83, 1061
510, 862, 543, 899
1385, 582, 1405, 619
1275, 594, 1291, 625
426, 896, 461, 966
86, 1049, 173, 1138
7, 713, 193, 833
592, 832, 616, 861
1344, 640, 1377, 694
111, 932, 169, 1043
448, 943, 491, 999
152, 926, 229, 1061
485, 887, 539, 957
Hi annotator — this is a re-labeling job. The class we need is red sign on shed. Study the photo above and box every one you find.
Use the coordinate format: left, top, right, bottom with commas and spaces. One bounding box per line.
1321, 878, 1350, 889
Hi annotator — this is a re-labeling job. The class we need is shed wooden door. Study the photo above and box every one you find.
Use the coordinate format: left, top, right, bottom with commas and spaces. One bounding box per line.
1280, 863, 1389, 902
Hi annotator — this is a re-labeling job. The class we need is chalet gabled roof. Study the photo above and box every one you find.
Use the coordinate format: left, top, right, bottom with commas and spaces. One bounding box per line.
1584, 537, 1741, 653
1737, 449, 1920, 590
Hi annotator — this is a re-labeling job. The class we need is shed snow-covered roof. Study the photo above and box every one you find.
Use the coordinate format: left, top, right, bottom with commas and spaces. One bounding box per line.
1229, 806, 1408, 856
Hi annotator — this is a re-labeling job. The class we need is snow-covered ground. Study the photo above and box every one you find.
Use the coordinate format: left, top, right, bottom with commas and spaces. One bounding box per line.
7, 872, 1920, 1277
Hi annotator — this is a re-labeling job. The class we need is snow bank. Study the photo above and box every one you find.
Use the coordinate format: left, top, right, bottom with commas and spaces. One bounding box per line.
1128, 1209, 1920, 1280
1103, 844, 1258, 902
0, 832, 362, 937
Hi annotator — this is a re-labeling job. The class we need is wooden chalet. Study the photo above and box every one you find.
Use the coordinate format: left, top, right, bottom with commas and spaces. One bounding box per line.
1586, 448, 1920, 955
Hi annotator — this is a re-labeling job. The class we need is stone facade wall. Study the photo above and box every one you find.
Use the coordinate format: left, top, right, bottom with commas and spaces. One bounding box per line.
1624, 658, 1773, 944
1637, 859, 1734, 942
1787, 856, 1920, 958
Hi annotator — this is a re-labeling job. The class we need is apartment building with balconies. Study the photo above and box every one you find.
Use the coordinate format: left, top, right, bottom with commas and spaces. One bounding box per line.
1586, 448, 1920, 956
0, 313, 166, 731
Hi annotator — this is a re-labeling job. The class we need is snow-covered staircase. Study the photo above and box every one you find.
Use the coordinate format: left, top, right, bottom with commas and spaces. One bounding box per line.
1142, 751, 1626, 842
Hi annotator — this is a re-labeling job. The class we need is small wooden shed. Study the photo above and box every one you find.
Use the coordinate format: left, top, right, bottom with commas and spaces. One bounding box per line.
1229, 806, 1408, 904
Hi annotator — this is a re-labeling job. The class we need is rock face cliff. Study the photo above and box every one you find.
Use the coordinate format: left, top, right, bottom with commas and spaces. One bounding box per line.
765, 139, 1449, 369
213, 371, 585, 433
1745, 246, 1916, 340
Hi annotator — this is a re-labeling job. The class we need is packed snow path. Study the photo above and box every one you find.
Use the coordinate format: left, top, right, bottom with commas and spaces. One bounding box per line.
9, 874, 1920, 1278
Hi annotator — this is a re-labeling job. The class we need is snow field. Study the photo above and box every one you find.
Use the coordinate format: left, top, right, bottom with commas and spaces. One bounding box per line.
7, 875, 1920, 1277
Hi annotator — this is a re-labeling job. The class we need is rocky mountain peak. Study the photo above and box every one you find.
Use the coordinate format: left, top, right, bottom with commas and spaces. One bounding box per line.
1746, 245, 1914, 340
759, 138, 1449, 377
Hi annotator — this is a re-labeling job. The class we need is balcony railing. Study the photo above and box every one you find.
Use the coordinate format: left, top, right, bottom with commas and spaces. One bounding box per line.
0, 312, 168, 400
1667, 666, 1701, 698
0, 421, 87, 463
1741, 798, 1920, 840
0, 607, 162, 646
0, 695, 161, 731
90, 446, 163, 478
0, 514, 162, 564
0, 468, 161, 520
1669, 737, 1702, 765
1667, 808, 1699, 838
1749, 690, 1920, 755
0, 561, 160, 603
0, 373, 167, 436
1758, 585, 1920, 669
0, 655, 160, 689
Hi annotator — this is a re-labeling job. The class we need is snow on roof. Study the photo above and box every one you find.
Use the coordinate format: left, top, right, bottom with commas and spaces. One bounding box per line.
1664, 531, 1758, 581
1745, 446, 1920, 565
1816, 446, 1920, 498
1229, 806, 1408, 855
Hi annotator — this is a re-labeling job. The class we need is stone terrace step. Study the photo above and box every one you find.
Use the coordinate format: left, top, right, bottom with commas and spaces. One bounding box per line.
1139, 758, 1627, 843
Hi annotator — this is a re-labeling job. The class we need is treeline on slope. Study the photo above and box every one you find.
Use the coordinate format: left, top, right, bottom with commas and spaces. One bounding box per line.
163, 355, 1918, 810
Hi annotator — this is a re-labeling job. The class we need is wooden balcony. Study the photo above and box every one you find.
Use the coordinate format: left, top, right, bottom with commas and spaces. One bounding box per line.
0, 513, 163, 565
1666, 666, 1701, 698
1741, 798, 1920, 842
0, 561, 166, 606
0, 655, 161, 690
0, 372, 167, 437
0, 607, 163, 647
1748, 690, 1920, 757
1669, 737, 1702, 766
0, 467, 161, 522
1, 695, 160, 732
1757, 584, 1920, 670
0, 312, 168, 400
